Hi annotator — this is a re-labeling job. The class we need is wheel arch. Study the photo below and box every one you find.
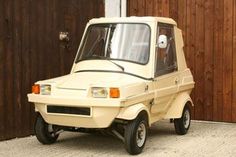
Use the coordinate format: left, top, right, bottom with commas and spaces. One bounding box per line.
116, 103, 150, 126
164, 92, 193, 119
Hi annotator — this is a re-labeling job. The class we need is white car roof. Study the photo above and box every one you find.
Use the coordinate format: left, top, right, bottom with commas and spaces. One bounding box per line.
89, 16, 177, 26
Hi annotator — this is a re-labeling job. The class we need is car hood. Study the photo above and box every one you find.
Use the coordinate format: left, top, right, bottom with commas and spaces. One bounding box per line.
36, 71, 149, 98
37, 71, 147, 90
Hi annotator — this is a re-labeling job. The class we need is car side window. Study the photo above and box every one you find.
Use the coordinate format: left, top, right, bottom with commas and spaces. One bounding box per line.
155, 23, 177, 77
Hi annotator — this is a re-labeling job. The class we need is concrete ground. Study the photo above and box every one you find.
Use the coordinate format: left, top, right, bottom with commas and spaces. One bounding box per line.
0, 120, 236, 157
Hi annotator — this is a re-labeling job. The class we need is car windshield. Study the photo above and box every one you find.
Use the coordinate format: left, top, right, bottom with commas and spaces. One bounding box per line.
75, 23, 150, 64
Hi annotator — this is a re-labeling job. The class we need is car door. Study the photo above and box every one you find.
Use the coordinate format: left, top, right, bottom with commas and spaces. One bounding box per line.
151, 23, 179, 117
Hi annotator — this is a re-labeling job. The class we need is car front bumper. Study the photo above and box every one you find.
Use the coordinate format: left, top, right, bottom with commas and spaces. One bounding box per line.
28, 94, 122, 128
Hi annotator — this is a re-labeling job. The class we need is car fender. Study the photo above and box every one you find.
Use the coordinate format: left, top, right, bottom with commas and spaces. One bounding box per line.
164, 92, 193, 119
116, 103, 150, 125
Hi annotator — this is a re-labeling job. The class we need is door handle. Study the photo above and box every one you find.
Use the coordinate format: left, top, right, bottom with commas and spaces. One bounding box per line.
175, 78, 179, 84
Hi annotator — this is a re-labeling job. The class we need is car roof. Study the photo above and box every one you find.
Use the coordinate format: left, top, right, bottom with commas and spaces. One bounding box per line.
89, 16, 177, 26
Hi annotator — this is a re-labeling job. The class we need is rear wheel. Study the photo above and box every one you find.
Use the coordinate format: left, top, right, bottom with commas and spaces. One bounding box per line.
34, 114, 59, 144
174, 105, 191, 135
124, 113, 148, 155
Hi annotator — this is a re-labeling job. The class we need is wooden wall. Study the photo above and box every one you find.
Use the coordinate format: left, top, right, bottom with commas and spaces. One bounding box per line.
0, 0, 104, 140
128, 0, 236, 122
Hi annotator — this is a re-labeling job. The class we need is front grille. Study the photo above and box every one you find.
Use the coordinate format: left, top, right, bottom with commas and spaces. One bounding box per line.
47, 105, 90, 116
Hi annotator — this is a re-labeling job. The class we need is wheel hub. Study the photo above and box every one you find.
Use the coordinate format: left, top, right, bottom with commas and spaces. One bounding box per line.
47, 124, 56, 137
136, 122, 146, 147
183, 110, 190, 128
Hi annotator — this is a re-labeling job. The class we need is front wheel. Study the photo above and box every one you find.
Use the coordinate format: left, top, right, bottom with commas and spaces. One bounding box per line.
124, 113, 148, 155
174, 105, 191, 135
34, 114, 59, 144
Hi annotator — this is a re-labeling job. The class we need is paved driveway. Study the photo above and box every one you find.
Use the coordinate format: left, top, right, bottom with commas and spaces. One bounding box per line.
0, 121, 236, 157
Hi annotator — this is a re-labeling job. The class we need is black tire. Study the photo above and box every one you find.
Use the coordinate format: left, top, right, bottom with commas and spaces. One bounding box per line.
124, 113, 148, 155
174, 105, 191, 135
34, 114, 59, 144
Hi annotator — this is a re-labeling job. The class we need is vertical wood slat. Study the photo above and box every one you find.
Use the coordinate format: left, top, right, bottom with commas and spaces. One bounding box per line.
162, 0, 169, 17
4, 0, 15, 139
186, 0, 196, 119
177, 0, 187, 45
222, 0, 233, 122
213, 0, 224, 121
169, 0, 178, 22
146, 0, 154, 16
204, 0, 214, 121
232, 0, 236, 122
194, 0, 205, 120
137, 0, 146, 16
12, 0, 23, 137
28, 0, 39, 134
0, 0, 5, 140
58, 0, 66, 75
45, 0, 53, 78
127, 0, 236, 122
128, 0, 138, 16
21, 0, 31, 135
153, 0, 159, 16
157, 0, 164, 16
97, 0, 105, 17
63, 0, 76, 73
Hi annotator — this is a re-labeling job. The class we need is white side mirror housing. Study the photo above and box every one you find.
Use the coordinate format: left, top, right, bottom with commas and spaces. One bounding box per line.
157, 35, 167, 49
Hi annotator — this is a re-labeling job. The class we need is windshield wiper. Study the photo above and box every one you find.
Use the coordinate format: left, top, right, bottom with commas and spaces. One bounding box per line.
90, 55, 125, 71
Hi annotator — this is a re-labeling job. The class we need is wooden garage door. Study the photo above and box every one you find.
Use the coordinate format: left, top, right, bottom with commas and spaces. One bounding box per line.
127, 0, 236, 122
0, 0, 104, 140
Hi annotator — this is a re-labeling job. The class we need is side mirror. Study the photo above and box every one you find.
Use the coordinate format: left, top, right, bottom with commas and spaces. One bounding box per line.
157, 35, 167, 49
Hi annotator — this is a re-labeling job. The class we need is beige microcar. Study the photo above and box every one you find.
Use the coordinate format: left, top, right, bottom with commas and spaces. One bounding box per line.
28, 16, 194, 155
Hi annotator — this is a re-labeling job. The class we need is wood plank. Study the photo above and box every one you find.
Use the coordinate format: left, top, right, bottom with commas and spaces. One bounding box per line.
162, 0, 169, 17
21, 0, 32, 135
37, 0, 47, 79
204, 0, 214, 121
231, 0, 236, 122
128, 0, 138, 16
213, 0, 224, 121
3, 0, 15, 139
152, 0, 159, 16
222, 0, 233, 122
0, 0, 5, 140
157, 0, 163, 16
51, 0, 61, 77
194, 0, 205, 120
12, 0, 23, 137
186, 0, 196, 119
63, 0, 77, 73
42, 0, 49, 79
45, 0, 53, 78
146, 0, 154, 16
169, 0, 178, 22
97, 0, 105, 17
45, 0, 57, 79
28, 0, 40, 134
58, 1, 66, 75
177, 0, 187, 48
137, 0, 146, 16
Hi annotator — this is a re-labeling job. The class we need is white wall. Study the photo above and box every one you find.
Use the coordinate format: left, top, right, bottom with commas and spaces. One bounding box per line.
105, 0, 126, 17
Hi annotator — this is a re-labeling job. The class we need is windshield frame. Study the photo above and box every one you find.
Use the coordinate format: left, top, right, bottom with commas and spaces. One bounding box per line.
75, 23, 152, 65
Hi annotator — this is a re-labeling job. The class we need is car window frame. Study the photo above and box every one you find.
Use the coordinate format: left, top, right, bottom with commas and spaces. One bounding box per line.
155, 23, 177, 77
75, 23, 152, 65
